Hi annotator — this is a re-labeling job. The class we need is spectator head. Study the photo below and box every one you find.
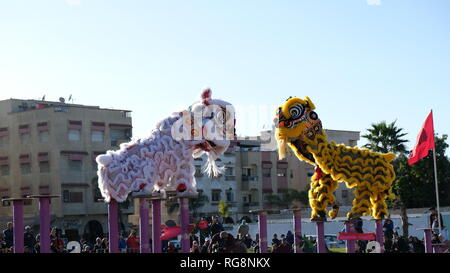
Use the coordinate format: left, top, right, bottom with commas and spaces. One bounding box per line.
51, 227, 57, 236
192, 241, 199, 247
36, 234, 40, 242
6, 222, 13, 230
273, 234, 278, 238
281, 234, 285, 239
220, 231, 228, 239
130, 230, 137, 236
25, 226, 31, 232
96, 237, 102, 244
429, 207, 437, 214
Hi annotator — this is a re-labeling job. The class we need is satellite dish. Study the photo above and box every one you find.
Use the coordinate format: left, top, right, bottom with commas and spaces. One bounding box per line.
366, 241, 381, 253
67, 241, 81, 253
59, 97, 65, 103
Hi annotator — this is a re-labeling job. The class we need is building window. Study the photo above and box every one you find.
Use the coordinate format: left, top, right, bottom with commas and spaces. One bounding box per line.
277, 168, 287, 177
290, 170, 293, 179
225, 167, 234, 176
226, 189, 234, 202
0, 165, 9, 176
0, 127, 8, 147
63, 190, 83, 203
91, 130, 104, 142
262, 168, 271, 177
20, 133, 30, 145
68, 120, 82, 141
39, 161, 50, 173
21, 163, 31, 174
342, 190, 348, 199
68, 129, 81, 141
37, 122, 49, 142
110, 127, 131, 146
19, 125, 30, 145
211, 190, 221, 202
195, 165, 202, 177
2, 197, 10, 207
349, 140, 357, 147
39, 131, 49, 142
68, 159, 82, 172
0, 157, 9, 176
38, 153, 50, 173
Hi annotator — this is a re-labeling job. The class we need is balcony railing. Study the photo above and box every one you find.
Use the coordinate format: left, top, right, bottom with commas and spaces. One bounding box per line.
241, 175, 258, 182
225, 175, 235, 181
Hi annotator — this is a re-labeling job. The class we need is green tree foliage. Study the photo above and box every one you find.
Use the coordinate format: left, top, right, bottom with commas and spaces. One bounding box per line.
218, 200, 230, 218
393, 134, 450, 208
362, 120, 408, 154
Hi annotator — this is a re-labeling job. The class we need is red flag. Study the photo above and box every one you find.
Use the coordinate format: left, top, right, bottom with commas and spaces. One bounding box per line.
408, 111, 435, 165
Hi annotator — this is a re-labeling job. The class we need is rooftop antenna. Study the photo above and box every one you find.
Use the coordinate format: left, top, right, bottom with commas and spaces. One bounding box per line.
59, 97, 65, 103
41, 95, 46, 101
68, 94, 73, 103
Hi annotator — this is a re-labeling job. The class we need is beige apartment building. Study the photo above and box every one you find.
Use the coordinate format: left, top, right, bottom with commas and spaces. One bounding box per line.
0, 98, 134, 241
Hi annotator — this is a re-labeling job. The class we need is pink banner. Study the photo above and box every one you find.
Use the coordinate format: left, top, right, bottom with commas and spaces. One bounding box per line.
338, 232, 376, 241
0, 129, 8, 137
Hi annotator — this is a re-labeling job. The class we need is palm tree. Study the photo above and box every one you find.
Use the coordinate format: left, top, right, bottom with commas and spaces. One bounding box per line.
362, 120, 410, 236
362, 121, 408, 155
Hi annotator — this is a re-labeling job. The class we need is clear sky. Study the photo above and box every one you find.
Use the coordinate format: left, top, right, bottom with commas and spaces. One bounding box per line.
1, 0, 449, 151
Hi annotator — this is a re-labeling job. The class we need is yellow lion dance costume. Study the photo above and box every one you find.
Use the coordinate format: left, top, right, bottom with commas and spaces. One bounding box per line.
274, 97, 396, 221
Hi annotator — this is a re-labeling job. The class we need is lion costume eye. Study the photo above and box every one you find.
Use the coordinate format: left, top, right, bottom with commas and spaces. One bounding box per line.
215, 109, 226, 125
289, 104, 304, 119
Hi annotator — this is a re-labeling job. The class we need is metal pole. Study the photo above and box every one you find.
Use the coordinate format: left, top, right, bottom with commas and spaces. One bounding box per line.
180, 197, 190, 253
108, 199, 119, 253
432, 148, 442, 233
259, 211, 268, 253
152, 199, 162, 253
12, 200, 24, 253
139, 198, 150, 253
375, 219, 384, 253
316, 221, 326, 253
293, 210, 302, 253
423, 228, 433, 253
345, 221, 355, 253
39, 197, 51, 253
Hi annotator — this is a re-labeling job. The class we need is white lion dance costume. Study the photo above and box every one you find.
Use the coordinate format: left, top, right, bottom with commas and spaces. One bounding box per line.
96, 88, 236, 202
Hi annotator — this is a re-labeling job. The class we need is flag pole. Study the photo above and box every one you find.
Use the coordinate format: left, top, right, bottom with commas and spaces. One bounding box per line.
432, 148, 442, 232
431, 110, 442, 233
